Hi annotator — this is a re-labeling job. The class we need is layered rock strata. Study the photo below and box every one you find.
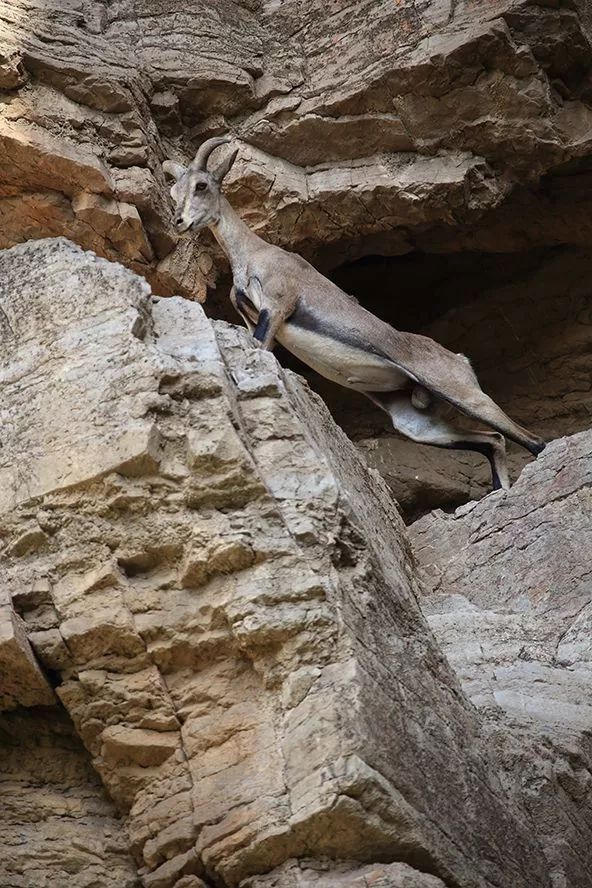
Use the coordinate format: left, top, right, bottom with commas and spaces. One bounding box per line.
0, 707, 140, 888
1, 1, 592, 296
0, 237, 565, 888
2, 1, 592, 517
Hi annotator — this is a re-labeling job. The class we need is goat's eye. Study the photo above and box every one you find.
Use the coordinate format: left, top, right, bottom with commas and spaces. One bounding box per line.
195, 182, 207, 192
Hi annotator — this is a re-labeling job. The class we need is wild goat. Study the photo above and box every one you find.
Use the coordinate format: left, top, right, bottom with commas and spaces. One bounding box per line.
164, 137, 545, 491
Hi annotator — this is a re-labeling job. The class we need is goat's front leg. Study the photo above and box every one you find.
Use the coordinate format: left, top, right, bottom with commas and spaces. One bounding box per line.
248, 276, 295, 351
252, 308, 273, 347
230, 285, 255, 334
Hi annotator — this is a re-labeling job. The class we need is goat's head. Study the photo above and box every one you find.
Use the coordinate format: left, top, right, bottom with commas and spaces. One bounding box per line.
163, 136, 239, 234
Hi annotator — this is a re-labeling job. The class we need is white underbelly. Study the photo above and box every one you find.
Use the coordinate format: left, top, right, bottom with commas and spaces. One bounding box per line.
277, 322, 409, 392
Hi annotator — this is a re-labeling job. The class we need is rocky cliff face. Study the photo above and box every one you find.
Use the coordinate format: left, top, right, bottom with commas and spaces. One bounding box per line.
2, 1, 592, 514
1, 237, 591, 888
2, 2, 592, 886
2, 0, 592, 276
410, 432, 592, 886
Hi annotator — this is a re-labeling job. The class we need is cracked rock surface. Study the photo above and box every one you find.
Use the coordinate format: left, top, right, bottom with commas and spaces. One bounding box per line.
1, 237, 584, 887
410, 432, 592, 888
2, 2, 592, 518
0, 707, 140, 888
1, 1, 592, 291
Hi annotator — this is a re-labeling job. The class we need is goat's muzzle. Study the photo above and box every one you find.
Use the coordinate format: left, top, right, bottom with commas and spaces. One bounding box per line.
175, 216, 194, 233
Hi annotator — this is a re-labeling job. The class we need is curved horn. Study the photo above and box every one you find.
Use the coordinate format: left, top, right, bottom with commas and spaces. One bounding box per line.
193, 136, 232, 170
162, 160, 187, 183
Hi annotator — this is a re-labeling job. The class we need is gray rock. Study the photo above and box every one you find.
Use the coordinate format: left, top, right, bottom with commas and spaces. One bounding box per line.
410, 429, 592, 888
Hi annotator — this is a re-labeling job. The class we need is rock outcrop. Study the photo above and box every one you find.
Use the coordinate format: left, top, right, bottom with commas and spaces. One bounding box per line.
0, 708, 140, 888
1, 1, 592, 285
2, 0, 592, 880
410, 432, 592, 887
3, 237, 589, 887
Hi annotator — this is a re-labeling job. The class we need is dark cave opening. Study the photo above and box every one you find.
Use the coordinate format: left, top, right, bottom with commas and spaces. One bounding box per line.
327, 248, 553, 333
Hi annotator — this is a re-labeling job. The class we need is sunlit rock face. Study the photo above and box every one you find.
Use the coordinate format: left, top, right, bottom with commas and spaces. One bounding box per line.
2, 1, 592, 281
2, 0, 592, 878
0, 236, 582, 888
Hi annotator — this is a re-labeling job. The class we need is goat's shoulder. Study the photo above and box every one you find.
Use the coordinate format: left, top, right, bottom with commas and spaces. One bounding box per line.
252, 242, 357, 308
250, 243, 306, 289
269, 244, 313, 276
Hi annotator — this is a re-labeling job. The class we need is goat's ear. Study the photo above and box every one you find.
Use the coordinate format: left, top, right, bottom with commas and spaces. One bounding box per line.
213, 148, 239, 184
162, 160, 187, 183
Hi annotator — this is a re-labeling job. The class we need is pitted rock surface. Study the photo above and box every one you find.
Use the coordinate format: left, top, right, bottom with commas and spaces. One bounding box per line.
2, 2, 592, 517
0, 708, 140, 888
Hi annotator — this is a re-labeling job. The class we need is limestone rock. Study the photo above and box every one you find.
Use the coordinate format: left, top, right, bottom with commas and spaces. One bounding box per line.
0, 708, 139, 888
242, 860, 447, 888
1, 1, 592, 293
0, 237, 563, 888
0, 600, 55, 710
410, 429, 592, 888
2, 1, 592, 517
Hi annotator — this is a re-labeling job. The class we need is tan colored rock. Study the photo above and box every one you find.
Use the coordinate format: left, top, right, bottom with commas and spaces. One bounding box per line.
2, 1, 592, 521
0, 238, 560, 887
242, 860, 447, 888
0, 708, 140, 888
101, 726, 180, 768
0, 600, 55, 710
0, 48, 26, 89
0, 1, 591, 297
410, 428, 592, 888
72, 193, 154, 262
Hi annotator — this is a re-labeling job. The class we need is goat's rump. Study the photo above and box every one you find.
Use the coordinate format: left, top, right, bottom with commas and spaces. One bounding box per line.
378, 326, 544, 454
284, 293, 543, 454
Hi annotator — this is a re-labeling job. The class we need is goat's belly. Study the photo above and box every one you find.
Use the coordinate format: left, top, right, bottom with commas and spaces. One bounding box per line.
277, 322, 408, 392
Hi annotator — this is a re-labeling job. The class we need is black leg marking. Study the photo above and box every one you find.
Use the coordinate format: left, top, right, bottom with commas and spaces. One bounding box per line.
528, 439, 546, 457
447, 440, 501, 489
235, 288, 250, 312
491, 465, 503, 490
444, 440, 490, 456
290, 302, 386, 358
253, 309, 270, 343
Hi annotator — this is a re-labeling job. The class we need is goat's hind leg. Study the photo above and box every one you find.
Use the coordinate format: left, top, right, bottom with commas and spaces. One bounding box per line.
367, 390, 510, 491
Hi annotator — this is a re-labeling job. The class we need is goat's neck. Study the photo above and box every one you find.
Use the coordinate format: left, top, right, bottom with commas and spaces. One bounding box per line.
210, 197, 262, 285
